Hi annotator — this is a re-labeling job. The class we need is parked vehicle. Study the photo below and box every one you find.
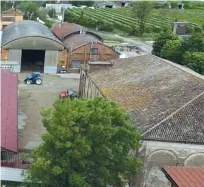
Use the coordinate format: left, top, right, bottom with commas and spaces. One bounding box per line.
59, 66, 67, 74
59, 89, 78, 100
24, 72, 42, 85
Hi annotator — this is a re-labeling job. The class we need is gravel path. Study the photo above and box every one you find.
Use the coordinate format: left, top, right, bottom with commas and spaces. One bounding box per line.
18, 73, 79, 150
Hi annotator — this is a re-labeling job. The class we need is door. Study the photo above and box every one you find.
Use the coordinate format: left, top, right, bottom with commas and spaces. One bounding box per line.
71, 61, 81, 68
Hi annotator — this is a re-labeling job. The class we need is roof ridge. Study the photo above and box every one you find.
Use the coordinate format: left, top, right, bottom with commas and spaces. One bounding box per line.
142, 91, 204, 136
153, 55, 204, 80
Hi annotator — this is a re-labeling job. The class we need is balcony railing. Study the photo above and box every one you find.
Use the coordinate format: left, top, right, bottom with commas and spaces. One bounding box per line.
1, 151, 32, 169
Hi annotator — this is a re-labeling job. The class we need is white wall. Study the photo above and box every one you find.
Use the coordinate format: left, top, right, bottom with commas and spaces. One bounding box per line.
141, 141, 204, 187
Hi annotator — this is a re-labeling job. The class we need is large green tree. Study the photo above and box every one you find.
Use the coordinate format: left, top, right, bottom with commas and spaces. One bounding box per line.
48, 8, 57, 18
160, 39, 183, 63
152, 27, 178, 56
27, 98, 142, 187
132, 1, 153, 37
181, 33, 204, 53
20, 1, 38, 20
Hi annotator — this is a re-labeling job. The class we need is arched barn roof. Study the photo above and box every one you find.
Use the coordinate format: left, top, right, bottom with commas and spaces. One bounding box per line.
2, 20, 64, 50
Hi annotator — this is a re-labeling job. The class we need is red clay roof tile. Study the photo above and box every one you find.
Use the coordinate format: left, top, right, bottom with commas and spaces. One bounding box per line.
163, 166, 204, 187
52, 22, 84, 40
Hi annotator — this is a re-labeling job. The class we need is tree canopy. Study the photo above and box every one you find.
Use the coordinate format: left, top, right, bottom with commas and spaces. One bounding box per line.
152, 29, 204, 74
132, 1, 153, 37
71, 1, 94, 7
27, 98, 142, 187
20, 1, 38, 20
152, 27, 178, 56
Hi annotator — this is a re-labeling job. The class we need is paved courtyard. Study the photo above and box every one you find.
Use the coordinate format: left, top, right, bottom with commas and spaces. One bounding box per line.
17, 73, 80, 150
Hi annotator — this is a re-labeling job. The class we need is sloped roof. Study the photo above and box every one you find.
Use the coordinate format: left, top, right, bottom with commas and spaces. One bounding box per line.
52, 22, 84, 40
2, 8, 23, 16
162, 167, 204, 187
52, 22, 103, 42
90, 54, 204, 143
63, 33, 101, 50
1, 20, 63, 48
143, 92, 204, 144
1, 70, 18, 152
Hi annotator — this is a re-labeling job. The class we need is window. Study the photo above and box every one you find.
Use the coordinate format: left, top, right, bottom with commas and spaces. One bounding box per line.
90, 48, 98, 55
71, 61, 81, 68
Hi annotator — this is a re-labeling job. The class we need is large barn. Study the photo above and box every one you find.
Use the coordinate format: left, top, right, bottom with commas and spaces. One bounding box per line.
1, 20, 66, 74
52, 23, 120, 69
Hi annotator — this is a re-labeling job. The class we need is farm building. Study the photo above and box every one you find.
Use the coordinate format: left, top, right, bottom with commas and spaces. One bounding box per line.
1, 70, 29, 183
1, 70, 18, 155
0, 8, 23, 31
95, 1, 117, 8
46, 3, 73, 14
1, 20, 67, 73
52, 23, 120, 69
79, 54, 204, 187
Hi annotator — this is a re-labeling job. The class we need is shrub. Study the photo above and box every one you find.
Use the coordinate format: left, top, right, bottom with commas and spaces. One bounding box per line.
193, 25, 203, 33
152, 25, 162, 33
183, 52, 204, 75
187, 25, 194, 34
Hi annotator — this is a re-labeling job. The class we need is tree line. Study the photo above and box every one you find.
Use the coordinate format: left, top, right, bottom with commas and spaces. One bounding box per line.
153, 28, 204, 75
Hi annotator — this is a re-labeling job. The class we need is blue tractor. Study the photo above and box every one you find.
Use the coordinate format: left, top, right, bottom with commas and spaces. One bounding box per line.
24, 72, 42, 85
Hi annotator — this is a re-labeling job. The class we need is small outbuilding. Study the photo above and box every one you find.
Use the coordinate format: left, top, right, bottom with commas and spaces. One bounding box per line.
52, 23, 120, 70
1, 20, 66, 73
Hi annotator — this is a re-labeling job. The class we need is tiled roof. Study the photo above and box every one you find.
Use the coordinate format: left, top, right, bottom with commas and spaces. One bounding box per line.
90, 54, 204, 143
1, 70, 18, 152
2, 8, 23, 16
162, 166, 204, 187
143, 92, 204, 143
52, 22, 84, 40
63, 33, 101, 50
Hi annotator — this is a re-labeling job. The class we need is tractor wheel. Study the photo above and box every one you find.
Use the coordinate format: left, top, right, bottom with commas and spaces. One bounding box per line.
26, 79, 32, 85
36, 79, 42, 85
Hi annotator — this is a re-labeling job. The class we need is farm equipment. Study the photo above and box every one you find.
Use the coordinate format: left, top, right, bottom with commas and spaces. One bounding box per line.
59, 66, 67, 74
59, 90, 78, 100
24, 72, 42, 85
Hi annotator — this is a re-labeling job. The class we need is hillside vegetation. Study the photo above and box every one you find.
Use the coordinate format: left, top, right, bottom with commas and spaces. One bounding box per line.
65, 7, 204, 36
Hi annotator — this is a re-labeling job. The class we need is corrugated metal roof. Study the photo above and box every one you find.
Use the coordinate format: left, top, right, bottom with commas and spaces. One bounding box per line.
162, 166, 204, 187
1, 20, 63, 47
1, 70, 18, 152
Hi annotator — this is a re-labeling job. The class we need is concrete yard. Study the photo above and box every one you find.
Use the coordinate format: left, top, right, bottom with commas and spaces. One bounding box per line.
17, 73, 80, 150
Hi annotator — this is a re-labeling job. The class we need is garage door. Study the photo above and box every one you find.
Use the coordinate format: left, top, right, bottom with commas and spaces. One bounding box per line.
71, 61, 81, 68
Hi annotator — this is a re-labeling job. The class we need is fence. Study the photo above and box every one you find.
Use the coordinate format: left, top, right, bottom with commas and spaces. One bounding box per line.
1, 150, 32, 169
0, 61, 20, 72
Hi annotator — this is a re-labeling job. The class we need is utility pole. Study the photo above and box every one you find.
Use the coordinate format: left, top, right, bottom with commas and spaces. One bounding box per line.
61, 7, 65, 23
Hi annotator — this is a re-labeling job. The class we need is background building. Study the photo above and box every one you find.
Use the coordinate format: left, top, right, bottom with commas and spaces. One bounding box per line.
52, 23, 120, 70
1, 20, 67, 74
1, 8, 23, 30
79, 54, 204, 187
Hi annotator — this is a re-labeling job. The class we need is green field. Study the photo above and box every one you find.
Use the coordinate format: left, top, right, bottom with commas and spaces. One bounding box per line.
66, 7, 204, 35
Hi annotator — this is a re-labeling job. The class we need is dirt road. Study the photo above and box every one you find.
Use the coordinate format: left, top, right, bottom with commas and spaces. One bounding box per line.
18, 73, 79, 150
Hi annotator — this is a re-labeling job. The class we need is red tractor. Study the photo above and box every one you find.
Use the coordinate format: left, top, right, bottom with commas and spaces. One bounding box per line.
59, 90, 78, 100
